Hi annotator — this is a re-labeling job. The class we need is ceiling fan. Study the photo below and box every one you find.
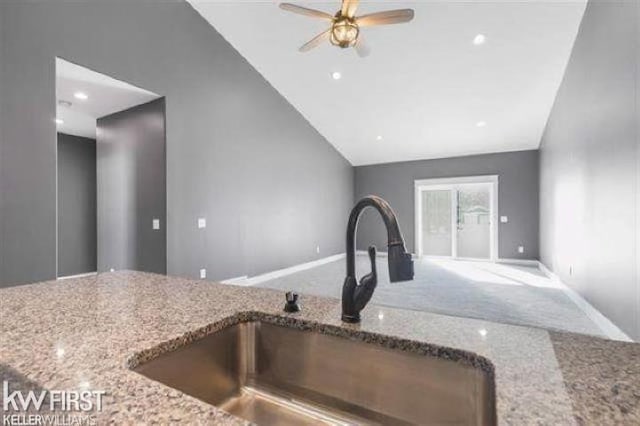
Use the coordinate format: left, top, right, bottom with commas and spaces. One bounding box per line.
279, 0, 415, 57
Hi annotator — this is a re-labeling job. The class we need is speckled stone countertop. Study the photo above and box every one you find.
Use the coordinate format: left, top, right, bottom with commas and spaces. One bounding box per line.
0, 271, 638, 424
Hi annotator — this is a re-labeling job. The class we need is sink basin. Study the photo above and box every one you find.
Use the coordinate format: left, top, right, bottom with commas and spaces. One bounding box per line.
134, 320, 495, 425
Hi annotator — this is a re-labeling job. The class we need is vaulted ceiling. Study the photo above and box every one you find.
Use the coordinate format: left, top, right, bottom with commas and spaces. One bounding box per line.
188, 0, 586, 165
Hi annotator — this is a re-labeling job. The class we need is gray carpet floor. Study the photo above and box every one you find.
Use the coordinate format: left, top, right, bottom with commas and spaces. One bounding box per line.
255, 255, 604, 337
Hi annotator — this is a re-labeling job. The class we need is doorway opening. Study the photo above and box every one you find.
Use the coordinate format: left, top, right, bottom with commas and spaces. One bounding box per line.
414, 176, 498, 261
55, 58, 166, 279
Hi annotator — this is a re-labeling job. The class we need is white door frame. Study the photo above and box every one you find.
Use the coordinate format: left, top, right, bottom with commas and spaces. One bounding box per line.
414, 175, 499, 261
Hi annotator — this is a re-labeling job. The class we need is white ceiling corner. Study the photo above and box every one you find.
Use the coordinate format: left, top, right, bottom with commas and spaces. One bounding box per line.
55, 58, 160, 139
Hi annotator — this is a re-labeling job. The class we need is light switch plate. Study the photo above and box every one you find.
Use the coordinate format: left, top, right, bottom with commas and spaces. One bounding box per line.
198, 218, 206, 229
200, 268, 207, 279
152, 218, 160, 230
518, 246, 524, 253
500, 216, 508, 223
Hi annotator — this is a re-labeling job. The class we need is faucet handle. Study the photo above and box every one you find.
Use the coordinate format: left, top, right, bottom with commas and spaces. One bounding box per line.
367, 245, 377, 279
284, 291, 301, 313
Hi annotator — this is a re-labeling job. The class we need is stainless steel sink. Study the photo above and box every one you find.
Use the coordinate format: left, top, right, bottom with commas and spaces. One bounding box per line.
134, 321, 495, 425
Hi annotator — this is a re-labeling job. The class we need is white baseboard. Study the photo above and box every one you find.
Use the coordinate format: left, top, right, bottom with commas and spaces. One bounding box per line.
57, 271, 97, 280
497, 258, 540, 267
356, 249, 388, 257
220, 275, 249, 285
538, 262, 633, 342
221, 253, 345, 286
416, 255, 539, 266
356, 250, 418, 258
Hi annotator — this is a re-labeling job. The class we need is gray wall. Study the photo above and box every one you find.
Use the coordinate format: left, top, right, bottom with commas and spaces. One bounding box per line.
0, 0, 353, 286
355, 150, 539, 260
97, 99, 166, 275
0, 2, 5, 285
539, 0, 639, 340
57, 133, 97, 277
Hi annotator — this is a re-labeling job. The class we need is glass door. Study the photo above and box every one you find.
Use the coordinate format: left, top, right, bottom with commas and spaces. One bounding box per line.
420, 189, 453, 256
416, 176, 497, 260
456, 185, 491, 259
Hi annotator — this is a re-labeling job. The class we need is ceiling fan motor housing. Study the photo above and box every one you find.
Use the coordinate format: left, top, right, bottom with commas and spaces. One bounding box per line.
330, 17, 359, 48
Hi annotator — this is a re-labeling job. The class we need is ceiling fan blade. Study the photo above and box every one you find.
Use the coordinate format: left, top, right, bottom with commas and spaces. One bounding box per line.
279, 3, 334, 20
356, 9, 415, 27
299, 29, 331, 52
354, 36, 370, 57
341, 0, 360, 18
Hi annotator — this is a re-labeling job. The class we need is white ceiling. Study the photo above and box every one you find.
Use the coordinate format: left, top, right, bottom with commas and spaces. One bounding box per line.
188, 0, 586, 165
56, 58, 160, 139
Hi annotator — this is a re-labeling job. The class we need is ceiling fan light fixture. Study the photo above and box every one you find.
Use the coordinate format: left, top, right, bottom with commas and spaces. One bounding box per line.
280, 1, 414, 55
330, 18, 359, 48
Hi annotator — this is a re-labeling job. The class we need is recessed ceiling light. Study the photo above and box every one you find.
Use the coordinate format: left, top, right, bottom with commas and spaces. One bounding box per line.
58, 100, 72, 108
331, 71, 342, 80
376, 135, 383, 141
476, 121, 487, 128
473, 34, 486, 45
74, 92, 88, 100
55, 118, 64, 125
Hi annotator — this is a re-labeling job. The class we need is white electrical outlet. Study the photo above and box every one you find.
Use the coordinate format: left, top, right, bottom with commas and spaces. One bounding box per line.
198, 218, 206, 229
200, 268, 207, 279
518, 246, 524, 254
109, 268, 115, 272
152, 218, 160, 230
500, 216, 508, 223
316, 245, 320, 254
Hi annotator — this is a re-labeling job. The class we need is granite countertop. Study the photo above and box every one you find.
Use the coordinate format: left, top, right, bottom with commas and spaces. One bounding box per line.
0, 271, 638, 425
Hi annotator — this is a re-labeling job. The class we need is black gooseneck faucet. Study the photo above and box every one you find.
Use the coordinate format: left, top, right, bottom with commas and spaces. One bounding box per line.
341, 196, 414, 323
